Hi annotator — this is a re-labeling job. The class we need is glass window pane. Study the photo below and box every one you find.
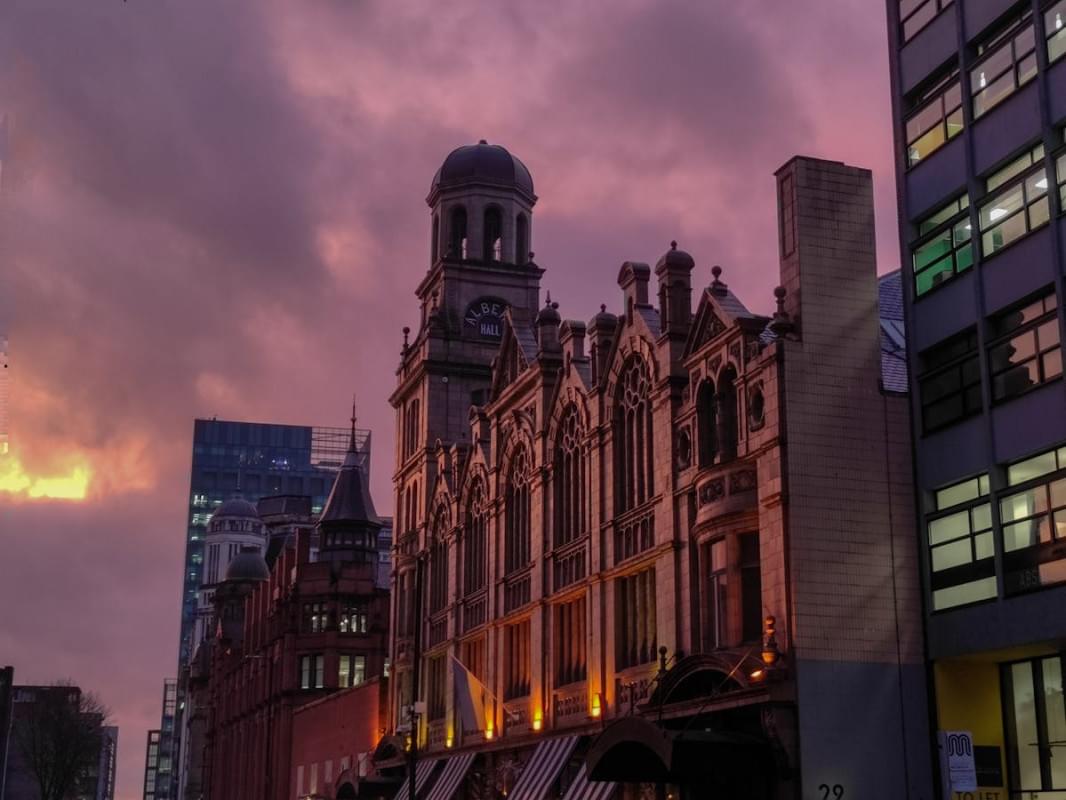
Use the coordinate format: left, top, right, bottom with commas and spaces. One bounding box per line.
1044, 348, 1063, 380
932, 538, 974, 571
1003, 517, 1051, 551
904, 0, 938, 39
1010, 663, 1042, 790
916, 258, 956, 294
1052, 27, 1066, 63
1037, 320, 1060, 350
1009, 452, 1059, 485
929, 510, 971, 544
937, 478, 982, 509
1043, 658, 1066, 789
932, 577, 997, 610
914, 232, 953, 269
981, 186, 1025, 228
971, 503, 993, 531
920, 197, 965, 234
983, 212, 1028, 254
1001, 487, 1048, 522
1025, 168, 1049, 200
972, 46, 1014, 92
974, 531, 994, 560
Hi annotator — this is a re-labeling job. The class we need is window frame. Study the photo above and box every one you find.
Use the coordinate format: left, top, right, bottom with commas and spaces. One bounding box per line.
900, 0, 953, 43
553, 594, 588, 688
1046, 0, 1066, 65
970, 15, 1037, 119
926, 474, 997, 611
986, 291, 1062, 403
616, 567, 657, 670
979, 159, 1051, 257
917, 329, 983, 433
911, 194, 974, 297
999, 452, 1066, 595
904, 69, 964, 168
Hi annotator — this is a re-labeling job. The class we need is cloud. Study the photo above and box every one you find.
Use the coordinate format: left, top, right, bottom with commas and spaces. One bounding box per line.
0, 1, 897, 796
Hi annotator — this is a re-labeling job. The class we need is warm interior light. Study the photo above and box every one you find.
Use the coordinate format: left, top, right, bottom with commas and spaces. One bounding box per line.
484, 724, 494, 741
532, 708, 543, 732
749, 668, 766, 681
989, 207, 1008, 221
590, 693, 602, 718
445, 734, 454, 748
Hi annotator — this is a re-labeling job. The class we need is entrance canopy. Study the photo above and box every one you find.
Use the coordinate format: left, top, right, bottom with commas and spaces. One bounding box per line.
586, 717, 776, 796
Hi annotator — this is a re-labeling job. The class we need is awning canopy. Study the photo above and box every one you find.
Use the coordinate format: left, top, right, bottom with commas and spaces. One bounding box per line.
586, 717, 776, 796
561, 764, 616, 800
509, 735, 580, 800
423, 752, 476, 800
393, 758, 439, 799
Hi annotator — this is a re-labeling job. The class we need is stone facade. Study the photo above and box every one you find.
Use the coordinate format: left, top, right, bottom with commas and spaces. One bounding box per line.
387, 146, 931, 798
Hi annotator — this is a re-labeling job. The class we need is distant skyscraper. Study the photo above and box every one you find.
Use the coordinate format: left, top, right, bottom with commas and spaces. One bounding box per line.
148, 418, 370, 800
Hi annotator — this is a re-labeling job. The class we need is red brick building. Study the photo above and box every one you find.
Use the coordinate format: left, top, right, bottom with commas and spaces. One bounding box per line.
189, 431, 390, 800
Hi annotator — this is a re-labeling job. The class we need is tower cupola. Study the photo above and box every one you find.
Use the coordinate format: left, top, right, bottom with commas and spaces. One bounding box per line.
426, 141, 536, 267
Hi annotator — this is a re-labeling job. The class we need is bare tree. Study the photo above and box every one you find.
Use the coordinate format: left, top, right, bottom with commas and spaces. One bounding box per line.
13, 682, 110, 800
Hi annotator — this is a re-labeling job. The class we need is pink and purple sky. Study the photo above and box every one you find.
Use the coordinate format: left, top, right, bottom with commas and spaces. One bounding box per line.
0, 1, 899, 796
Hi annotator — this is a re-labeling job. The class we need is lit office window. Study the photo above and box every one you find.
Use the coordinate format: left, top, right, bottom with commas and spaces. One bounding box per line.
338, 654, 366, 688
339, 605, 368, 634
304, 602, 328, 633
300, 654, 325, 689
987, 292, 1062, 402
1000, 449, 1066, 594
970, 16, 1037, 118
1056, 149, 1066, 209
918, 329, 982, 431
987, 143, 1045, 192
927, 474, 996, 610
1047, 0, 1066, 64
912, 194, 973, 295
979, 162, 1049, 255
905, 71, 963, 166
900, 0, 952, 42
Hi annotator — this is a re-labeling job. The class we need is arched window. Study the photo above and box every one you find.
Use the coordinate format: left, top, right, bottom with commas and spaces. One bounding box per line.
515, 214, 529, 265
429, 508, 449, 614
717, 365, 738, 461
463, 480, 487, 595
431, 213, 439, 265
554, 405, 587, 547
696, 380, 717, 467
505, 445, 531, 574
484, 207, 502, 262
449, 206, 468, 259
614, 356, 654, 513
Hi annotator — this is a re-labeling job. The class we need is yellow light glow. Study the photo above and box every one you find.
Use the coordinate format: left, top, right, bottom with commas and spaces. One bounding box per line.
0, 454, 90, 500
484, 724, 494, 741
532, 709, 543, 732
590, 693, 602, 718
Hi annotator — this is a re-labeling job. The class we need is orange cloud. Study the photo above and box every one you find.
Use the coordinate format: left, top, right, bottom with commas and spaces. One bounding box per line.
0, 452, 91, 501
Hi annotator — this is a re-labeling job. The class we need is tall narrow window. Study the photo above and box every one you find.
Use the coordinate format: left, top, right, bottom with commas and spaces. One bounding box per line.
484, 207, 502, 262
300, 654, 325, 689
505, 446, 531, 574
988, 291, 1061, 402
515, 214, 529, 265
503, 619, 531, 699
614, 356, 654, 513
696, 380, 717, 467
429, 509, 449, 614
427, 656, 446, 721
740, 534, 762, 642
616, 568, 657, 668
704, 539, 728, 651
338, 654, 366, 687
1003, 656, 1066, 794
717, 366, 738, 461
463, 481, 488, 595
918, 330, 982, 432
554, 595, 587, 686
449, 206, 468, 259
554, 406, 587, 548
970, 15, 1036, 119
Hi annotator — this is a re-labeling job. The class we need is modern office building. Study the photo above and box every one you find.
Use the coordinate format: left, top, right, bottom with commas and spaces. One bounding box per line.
887, 1, 1066, 797
148, 418, 371, 800
380, 143, 930, 798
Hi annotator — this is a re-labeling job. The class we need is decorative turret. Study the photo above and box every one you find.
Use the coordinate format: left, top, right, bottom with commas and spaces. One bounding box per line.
655, 241, 695, 336
318, 401, 382, 565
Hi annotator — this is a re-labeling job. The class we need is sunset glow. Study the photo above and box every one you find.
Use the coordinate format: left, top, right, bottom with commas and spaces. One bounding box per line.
0, 453, 91, 501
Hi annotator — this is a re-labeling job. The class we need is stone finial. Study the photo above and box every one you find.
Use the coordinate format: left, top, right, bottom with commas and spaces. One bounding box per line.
710, 265, 727, 295
402, 326, 411, 355
601, 304, 607, 313
770, 286, 793, 335
670, 240, 677, 250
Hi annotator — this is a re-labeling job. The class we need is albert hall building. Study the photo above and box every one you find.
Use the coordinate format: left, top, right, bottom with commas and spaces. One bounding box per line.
383, 143, 932, 800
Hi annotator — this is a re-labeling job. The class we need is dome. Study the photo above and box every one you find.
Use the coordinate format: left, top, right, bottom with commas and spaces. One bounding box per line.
430, 141, 534, 199
224, 548, 270, 582
656, 241, 695, 271
537, 300, 561, 326
211, 497, 259, 522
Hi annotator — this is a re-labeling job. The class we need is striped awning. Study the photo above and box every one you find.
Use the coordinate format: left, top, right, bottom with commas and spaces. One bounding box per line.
393, 757, 439, 799
561, 764, 617, 800
509, 735, 580, 800
423, 752, 476, 800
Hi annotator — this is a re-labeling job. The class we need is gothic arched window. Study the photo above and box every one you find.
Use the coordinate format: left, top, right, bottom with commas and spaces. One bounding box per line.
717, 365, 738, 461
614, 356, 655, 513
449, 206, 468, 259
696, 380, 717, 467
554, 405, 587, 547
505, 446, 531, 574
515, 213, 529, 265
484, 207, 502, 262
463, 480, 487, 595
429, 508, 449, 614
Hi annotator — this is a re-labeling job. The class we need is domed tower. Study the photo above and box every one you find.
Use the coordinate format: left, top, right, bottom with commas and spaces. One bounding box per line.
193, 498, 265, 648
390, 143, 545, 708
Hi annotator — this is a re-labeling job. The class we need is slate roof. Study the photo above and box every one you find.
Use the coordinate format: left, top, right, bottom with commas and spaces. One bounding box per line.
878, 270, 908, 394
319, 442, 380, 527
